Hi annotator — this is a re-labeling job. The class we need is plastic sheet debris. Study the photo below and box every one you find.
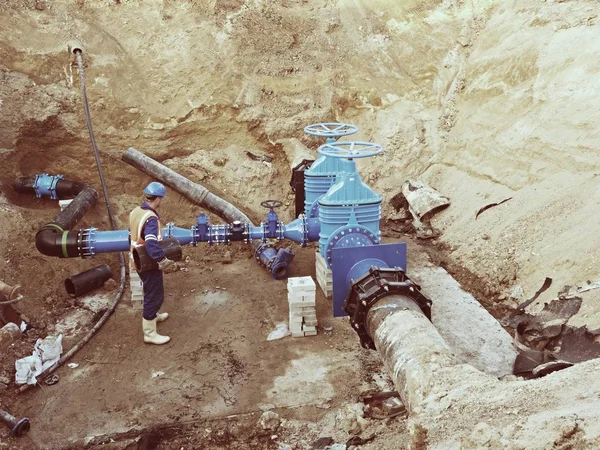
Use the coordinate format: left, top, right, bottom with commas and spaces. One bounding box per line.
267, 323, 291, 341
401, 180, 450, 221
15, 335, 63, 385
151, 371, 165, 378
509, 296, 600, 378
67, 363, 79, 369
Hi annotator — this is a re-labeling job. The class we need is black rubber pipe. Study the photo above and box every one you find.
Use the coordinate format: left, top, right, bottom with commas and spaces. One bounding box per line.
0, 407, 30, 437
64, 264, 113, 297
132, 237, 183, 272
19, 47, 128, 395
13, 177, 99, 257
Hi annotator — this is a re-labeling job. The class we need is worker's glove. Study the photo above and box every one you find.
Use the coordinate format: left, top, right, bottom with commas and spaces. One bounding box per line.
157, 257, 174, 271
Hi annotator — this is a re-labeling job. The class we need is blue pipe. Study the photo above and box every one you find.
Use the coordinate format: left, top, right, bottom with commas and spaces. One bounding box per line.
33, 173, 64, 199
81, 215, 321, 256
87, 229, 130, 254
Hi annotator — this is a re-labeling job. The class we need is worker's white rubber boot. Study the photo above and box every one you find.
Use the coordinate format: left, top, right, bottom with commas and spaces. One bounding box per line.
156, 312, 169, 323
142, 318, 170, 345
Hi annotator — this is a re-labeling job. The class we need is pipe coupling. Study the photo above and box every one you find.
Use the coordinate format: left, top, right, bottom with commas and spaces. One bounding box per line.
33, 173, 63, 199
344, 267, 432, 350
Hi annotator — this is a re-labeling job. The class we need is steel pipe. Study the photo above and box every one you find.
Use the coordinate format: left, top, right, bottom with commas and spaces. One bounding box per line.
366, 295, 456, 413
0, 407, 30, 437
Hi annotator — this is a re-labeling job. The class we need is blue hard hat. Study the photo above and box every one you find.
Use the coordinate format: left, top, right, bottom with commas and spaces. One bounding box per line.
143, 182, 166, 197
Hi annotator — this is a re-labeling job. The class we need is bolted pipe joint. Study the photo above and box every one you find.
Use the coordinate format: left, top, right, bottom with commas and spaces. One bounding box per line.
344, 267, 432, 349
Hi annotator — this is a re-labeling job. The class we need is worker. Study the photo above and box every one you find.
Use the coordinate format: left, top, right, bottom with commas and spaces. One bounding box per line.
129, 181, 175, 345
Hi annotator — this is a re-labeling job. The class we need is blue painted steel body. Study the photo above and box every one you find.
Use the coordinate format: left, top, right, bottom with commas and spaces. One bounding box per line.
164, 225, 194, 246
316, 155, 382, 261
271, 247, 294, 279
257, 245, 277, 267
303, 159, 346, 217
302, 123, 359, 217
34, 173, 64, 199
331, 243, 408, 317
83, 229, 130, 255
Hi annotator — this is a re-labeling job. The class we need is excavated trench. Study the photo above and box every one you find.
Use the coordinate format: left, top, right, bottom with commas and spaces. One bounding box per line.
2, 1, 600, 449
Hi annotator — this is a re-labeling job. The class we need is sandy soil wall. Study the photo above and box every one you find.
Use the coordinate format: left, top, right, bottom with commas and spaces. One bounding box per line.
1, 0, 599, 316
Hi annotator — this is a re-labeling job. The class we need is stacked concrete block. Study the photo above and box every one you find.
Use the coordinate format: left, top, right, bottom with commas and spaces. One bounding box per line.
288, 276, 318, 337
315, 250, 332, 299
130, 269, 143, 309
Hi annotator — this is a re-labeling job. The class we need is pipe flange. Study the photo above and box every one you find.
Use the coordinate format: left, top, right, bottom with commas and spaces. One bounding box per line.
324, 225, 379, 266
165, 222, 175, 238
301, 213, 308, 247
344, 267, 432, 350
190, 225, 198, 246
79, 227, 97, 258
254, 242, 275, 263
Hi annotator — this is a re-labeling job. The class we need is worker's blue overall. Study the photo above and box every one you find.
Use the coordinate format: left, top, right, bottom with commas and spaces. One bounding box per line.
130, 203, 166, 321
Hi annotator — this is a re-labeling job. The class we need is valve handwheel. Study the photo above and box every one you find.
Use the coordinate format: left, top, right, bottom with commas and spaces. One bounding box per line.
318, 141, 383, 159
261, 200, 283, 209
304, 123, 359, 138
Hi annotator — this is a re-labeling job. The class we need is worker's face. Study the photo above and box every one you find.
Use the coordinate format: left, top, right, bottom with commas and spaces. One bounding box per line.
155, 197, 163, 209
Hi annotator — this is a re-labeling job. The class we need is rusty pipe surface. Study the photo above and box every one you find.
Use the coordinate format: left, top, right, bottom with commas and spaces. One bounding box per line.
366, 295, 457, 413
0, 407, 30, 437
0, 281, 21, 301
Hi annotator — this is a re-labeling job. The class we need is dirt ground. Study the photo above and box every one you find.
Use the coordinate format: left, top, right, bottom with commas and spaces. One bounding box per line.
2, 0, 600, 449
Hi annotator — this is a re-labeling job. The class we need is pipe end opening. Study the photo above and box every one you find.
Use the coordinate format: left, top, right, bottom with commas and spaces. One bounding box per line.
13, 418, 30, 437
64, 279, 77, 297
66, 40, 84, 55
272, 264, 289, 280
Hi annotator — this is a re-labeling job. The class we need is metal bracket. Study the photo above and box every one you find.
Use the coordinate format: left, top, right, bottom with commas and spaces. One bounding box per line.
344, 267, 432, 350
331, 243, 407, 317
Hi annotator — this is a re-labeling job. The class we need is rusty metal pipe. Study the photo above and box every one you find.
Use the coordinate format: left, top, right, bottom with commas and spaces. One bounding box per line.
365, 295, 457, 413
0, 407, 30, 437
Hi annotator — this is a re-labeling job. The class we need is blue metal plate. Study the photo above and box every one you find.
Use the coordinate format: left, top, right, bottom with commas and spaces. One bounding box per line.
331, 243, 407, 317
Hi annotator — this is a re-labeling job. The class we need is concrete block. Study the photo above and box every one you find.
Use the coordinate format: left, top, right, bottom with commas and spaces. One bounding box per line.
288, 298, 316, 307
287, 276, 316, 294
289, 315, 303, 323
290, 306, 316, 315
303, 330, 317, 336
315, 251, 333, 299
287, 292, 316, 303
302, 325, 317, 332
304, 319, 318, 327
292, 332, 305, 338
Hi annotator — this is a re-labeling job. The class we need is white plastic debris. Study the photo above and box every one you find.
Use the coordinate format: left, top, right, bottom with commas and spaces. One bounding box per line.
20, 321, 27, 333
67, 363, 79, 369
15, 335, 63, 385
152, 371, 165, 378
267, 323, 291, 341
